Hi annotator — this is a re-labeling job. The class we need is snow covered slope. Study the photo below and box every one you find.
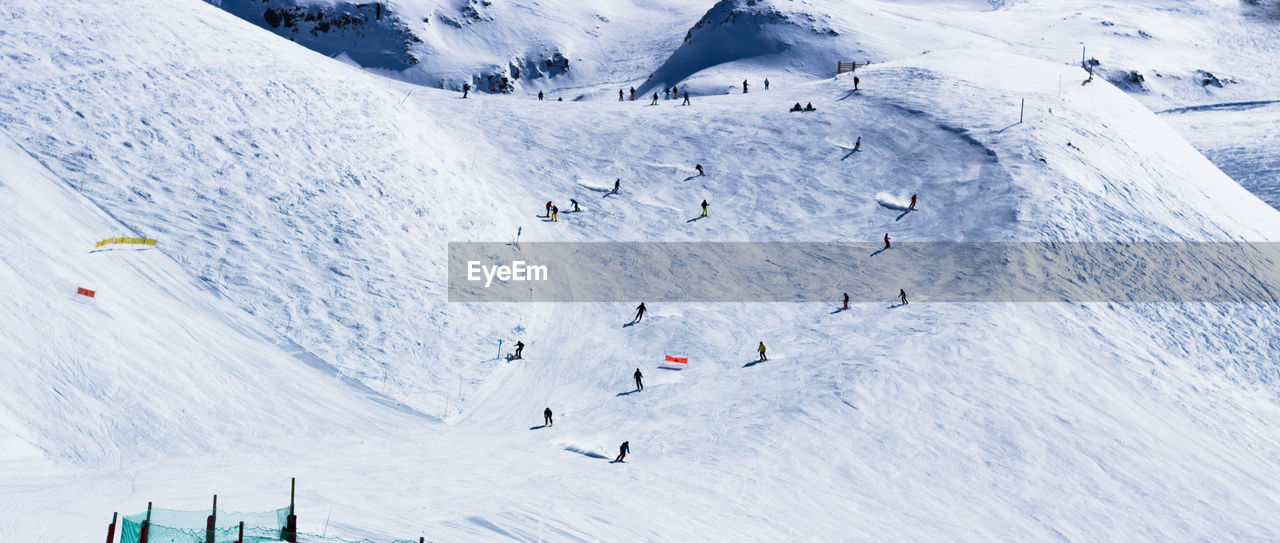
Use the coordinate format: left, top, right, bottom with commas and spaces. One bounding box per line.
5, 0, 1280, 540
1160, 100, 1280, 210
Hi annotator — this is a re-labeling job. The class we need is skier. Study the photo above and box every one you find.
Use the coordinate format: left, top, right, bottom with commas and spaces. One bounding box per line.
651, 92, 659, 105
700, 199, 709, 217
757, 341, 767, 361
664, 88, 671, 100
695, 164, 705, 176
899, 289, 908, 305
743, 79, 749, 93
551, 205, 559, 222
462, 83, 470, 98
632, 302, 646, 323
843, 292, 850, 310
883, 233, 891, 250
908, 194, 917, 211
633, 369, 644, 391
611, 179, 621, 194
570, 198, 581, 212
854, 76, 860, 91
538, 90, 544, 101
545, 201, 552, 217
853, 136, 861, 152
544, 407, 553, 427
514, 340, 525, 359
682, 90, 690, 106
619, 89, 624, 101
630, 87, 636, 101
790, 103, 803, 112
615, 441, 630, 462
764, 78, 770, 90
672, 86, 678, 100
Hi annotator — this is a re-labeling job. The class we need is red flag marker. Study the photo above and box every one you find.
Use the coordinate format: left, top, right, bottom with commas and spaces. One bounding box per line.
76, 287, 95, 298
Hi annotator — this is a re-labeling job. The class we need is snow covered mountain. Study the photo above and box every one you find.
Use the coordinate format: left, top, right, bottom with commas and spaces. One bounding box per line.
4, 0, 1280, 540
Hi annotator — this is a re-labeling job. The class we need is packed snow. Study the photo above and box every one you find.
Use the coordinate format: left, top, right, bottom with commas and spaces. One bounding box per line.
4, 0, 1280, 541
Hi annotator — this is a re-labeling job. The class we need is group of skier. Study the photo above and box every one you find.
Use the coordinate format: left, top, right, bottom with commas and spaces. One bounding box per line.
520, 69, 917, 463
625, 85, 691, 106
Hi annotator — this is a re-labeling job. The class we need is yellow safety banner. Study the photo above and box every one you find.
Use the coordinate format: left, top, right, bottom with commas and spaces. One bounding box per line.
94, 237, 158, 248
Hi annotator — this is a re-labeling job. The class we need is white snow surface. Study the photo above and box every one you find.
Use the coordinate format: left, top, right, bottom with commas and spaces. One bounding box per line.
3, 0, 1280, 541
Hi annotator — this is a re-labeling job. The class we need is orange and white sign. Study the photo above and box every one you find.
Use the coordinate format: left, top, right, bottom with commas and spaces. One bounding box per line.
661, 355, 688, 369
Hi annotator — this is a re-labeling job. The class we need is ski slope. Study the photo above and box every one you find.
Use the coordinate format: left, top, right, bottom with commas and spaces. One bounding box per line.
4, 0, 1280, 540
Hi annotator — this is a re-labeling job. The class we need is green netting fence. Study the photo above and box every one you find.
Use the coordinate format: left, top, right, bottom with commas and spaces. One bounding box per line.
120, 506, 290, 543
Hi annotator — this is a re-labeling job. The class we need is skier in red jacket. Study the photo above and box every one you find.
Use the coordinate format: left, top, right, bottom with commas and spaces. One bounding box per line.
883, 233, 891, 249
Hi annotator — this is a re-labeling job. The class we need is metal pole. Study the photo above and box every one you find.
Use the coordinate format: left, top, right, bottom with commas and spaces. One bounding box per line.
1020, 98, 1025, 124
139, 503, 152, 543
285, 478, 298, 543
207, 495, 217, 543
105, 512, 117, 543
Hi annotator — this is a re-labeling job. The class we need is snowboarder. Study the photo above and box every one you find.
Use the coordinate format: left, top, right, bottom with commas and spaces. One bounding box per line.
545, 201, 552, 217
842, 292, 849, 310
611, 179, 621, 194
570, 198, 581, 212
615, 441, 630, 462
632, 302, 646, 323
462, 83, 470, 98
619, 89, 624, 101
883, 233, 891, 249
538, 90, 544, 101
790, 103, 803, 112
630, 87, 636, 101
803, 102, 816, 111
757, 341, 767, 361
853, 76, 860, 91
682, 90, 690, 106
853, 136, 861, 152
764, 78, 770, 90
672, 87, 678, 100
908, 194, 917, 211
514, 340, 525, 359
551, 205, 559, 222
743, 80, 749, 93
544, 407, 553, 427
899, 289, 908, 305
695, 164, 705, 176
633, 368, 644, 391
664, 88, 671, 100
557, 97, 562, 102
700, 199, 709, 217
651, 92, 659, 105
